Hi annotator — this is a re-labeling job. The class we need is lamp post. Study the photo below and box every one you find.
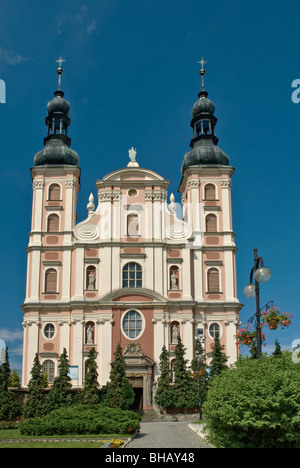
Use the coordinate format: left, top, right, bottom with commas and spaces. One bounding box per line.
243, 248, 271, 358
194, 334, 206, 420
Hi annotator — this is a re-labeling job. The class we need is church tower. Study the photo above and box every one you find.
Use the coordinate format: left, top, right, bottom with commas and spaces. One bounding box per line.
179, 63, 241, 359
22, 62, 80, 386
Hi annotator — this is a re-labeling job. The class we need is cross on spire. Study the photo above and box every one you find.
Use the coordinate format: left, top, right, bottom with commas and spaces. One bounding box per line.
56, 56, 66, 69
197, 57, 207, 70
55, 56, 66, 89
197, 57, 207, 91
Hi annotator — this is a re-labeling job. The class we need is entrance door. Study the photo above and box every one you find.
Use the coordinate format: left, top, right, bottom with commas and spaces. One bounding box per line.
132, 387, 143, 410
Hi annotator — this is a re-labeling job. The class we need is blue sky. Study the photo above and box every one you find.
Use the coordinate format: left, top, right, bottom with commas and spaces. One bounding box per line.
0, 0, 300, 374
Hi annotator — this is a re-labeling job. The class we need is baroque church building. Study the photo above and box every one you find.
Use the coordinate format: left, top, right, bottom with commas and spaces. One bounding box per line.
21, 64, 242, 409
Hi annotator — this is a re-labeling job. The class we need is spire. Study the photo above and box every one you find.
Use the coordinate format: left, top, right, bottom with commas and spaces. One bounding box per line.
197, 57, 207, 95
56, 56, 66, 90
181, 61, 229, 174
34, 60, 79, 167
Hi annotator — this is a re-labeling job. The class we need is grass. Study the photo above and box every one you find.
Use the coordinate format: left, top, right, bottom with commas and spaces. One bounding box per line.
0, 429, 131, 448
0, 441, 104, 448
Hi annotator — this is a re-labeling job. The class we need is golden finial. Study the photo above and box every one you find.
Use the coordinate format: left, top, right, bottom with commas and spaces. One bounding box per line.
197, 57, 207, 90
55, 56, 66, 89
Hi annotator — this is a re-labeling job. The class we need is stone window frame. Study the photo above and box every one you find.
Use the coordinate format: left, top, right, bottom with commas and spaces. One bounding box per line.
43, 323, 56, 340
121, 308, 145, 340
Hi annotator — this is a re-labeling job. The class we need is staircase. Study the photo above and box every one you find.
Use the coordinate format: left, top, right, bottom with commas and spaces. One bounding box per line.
136, 409, 163, 422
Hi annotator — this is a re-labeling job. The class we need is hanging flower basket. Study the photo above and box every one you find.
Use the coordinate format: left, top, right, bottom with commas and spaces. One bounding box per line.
235, 326, 266, 347
261, 307, 293, 330
266, 318, 279, 330
235, 326, 254, 346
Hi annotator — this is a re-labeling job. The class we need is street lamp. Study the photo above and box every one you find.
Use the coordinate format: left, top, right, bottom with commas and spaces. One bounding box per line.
194, 334, 206, 420
244, 248, 271, 358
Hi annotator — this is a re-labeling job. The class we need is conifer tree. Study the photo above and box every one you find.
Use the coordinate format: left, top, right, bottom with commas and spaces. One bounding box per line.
273, 339, 282, 357
82, 347, 101, 404
0, 347, 21, 420
191, 338, 209, 408
0, 347, 11, 391
45, 348, 72, 412
8, 368, 21, 388
22, 354, 46, 419
104, 343, 135, 410
154, 345, 174, 409
173, 336, 198, 409
209, 333, 228, 379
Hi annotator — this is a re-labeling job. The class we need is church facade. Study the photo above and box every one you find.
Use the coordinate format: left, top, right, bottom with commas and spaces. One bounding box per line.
21, 64, 242, 409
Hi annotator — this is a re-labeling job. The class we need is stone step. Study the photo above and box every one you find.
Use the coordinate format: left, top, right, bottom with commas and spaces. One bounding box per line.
139, 410, 162, 422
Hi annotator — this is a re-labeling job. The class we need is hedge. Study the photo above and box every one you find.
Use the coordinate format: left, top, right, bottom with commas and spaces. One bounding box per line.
203, 353, 300, 448
19, 405, 141, 436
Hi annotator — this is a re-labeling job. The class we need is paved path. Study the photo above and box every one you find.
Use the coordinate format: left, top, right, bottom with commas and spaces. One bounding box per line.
126, 422, 213, 449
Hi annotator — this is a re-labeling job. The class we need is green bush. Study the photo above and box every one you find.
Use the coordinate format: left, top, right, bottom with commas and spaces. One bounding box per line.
203, 353, 300, 448
19, 405, 141, 436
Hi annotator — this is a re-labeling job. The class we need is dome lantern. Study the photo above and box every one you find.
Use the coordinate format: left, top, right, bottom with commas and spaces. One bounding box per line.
181, 60, 229, 174
34, 58, 79, 167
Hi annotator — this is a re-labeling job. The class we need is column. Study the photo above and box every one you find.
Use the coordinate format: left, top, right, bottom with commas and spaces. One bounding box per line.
99, 317, 113, 385
193, 250, 204, 302
61, 249, 72, 301
71, 319, 84, 386
32, 179, 45, 232
73, 247, 84, 300
182, 248, 192, 300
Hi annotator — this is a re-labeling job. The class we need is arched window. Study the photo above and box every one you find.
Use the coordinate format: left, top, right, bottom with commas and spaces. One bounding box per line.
42, 360, 55, 384
86, 266, 96, 290
207, 268, 219, 292
49, 184, 61, 201
122, 263, 142, 288
205, 214, 217, 232
45, 269, 57, 293
127, 214, 139, 237
204, 184, 216, 200
47, 214, 59, 232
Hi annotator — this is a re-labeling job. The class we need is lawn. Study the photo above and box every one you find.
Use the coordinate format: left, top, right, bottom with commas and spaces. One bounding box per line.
0, 429, 130, 448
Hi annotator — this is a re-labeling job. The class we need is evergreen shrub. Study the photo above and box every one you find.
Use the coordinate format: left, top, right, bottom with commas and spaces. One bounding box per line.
203, 353, 300, 448
19, 405, 141, 436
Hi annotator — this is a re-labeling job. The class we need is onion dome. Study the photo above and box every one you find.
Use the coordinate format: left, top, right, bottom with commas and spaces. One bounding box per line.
47, 89, 70, 116
34, 58, 79, 167
192, 88, 215, 117
181, 61, 229, 174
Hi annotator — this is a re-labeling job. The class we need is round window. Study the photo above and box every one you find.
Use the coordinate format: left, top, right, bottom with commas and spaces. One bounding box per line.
122, 310, 143, 339
128, 188, 138, 198
209, 323, 221, 339
44, 323, 55, 340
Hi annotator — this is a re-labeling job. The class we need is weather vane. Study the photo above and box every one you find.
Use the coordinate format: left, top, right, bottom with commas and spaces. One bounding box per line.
55, 56, 66, 89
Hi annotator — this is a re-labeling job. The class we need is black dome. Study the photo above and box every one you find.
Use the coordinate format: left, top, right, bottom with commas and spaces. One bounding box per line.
181, 140, 229, 173
34, 138, 79, 167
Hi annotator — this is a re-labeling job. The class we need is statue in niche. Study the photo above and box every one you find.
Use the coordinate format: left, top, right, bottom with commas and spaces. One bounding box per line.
170, 270, 178, 290
88, 270, 96, 290
86, 325, 94, 345
172, 324, 179, 344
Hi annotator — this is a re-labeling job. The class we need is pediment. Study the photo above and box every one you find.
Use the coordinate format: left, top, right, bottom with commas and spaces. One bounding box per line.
101, 288, 167, 304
